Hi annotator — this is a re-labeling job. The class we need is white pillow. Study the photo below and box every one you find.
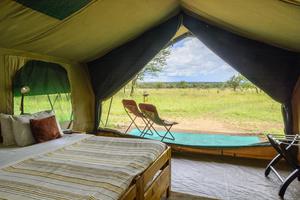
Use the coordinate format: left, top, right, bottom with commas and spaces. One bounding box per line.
33, 110, 64, 136
0, 114, 15, 146
11, 115, 36, 147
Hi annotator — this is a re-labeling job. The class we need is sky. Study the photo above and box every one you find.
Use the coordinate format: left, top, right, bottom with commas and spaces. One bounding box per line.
143, 37, 238, 82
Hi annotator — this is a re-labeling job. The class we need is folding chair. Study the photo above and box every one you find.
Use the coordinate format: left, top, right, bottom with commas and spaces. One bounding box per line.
139, 103, 177, 141
122, 99, 153, 137
265, 134, 300, 198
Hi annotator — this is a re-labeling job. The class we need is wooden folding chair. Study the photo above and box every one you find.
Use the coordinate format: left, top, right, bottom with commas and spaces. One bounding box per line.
139, 103, 177, 141
122, 99, 153, 137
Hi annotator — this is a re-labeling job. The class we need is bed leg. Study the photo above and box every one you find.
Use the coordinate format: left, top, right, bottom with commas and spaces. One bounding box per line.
136, 176, 144, 200
166, 186, 171, 198
166, 152, 171, 199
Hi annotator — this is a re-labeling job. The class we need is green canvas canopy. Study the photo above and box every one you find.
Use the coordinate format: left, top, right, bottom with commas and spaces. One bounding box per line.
13, 60, 70, 96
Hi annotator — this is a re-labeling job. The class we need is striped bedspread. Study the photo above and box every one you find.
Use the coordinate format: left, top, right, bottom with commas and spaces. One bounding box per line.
0, 136, 166, 200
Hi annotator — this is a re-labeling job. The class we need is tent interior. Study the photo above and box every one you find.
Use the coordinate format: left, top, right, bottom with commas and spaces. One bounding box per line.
1, 0, 300, 199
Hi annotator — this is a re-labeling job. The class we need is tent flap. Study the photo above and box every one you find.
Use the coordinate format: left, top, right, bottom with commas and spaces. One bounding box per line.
183, 13, 300, 104
183, 13, 300, 134
88, 15, 181, 130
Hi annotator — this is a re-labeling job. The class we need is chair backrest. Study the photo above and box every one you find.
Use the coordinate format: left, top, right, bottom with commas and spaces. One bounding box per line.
122, 99, 143, 118
139, 103, 163, 125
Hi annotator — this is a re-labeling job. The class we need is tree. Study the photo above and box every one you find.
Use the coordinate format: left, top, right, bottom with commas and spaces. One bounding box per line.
225, 74, 243, 91
239, 74, 260, 93
176, 81, 189, 88
130, 47, 171, 96
225, 74, 260, 93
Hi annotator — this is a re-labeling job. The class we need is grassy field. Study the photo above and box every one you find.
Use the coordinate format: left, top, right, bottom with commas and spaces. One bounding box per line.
13, 88, 284, 134
14, 94, 73, 123
102, 88, 283, 134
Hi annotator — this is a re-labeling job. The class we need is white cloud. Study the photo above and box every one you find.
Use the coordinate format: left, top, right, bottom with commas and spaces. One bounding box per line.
144, 37, 237, 82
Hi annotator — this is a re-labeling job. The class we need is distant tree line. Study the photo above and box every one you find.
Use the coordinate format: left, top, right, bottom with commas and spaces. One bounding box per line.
138, 81, 224, 89
134, 74, 261, 93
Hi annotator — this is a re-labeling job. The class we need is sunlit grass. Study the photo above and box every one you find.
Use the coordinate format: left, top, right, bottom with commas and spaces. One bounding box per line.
14, 94, 72, 123
13, 89, 283, 134
102, 88, 283, 134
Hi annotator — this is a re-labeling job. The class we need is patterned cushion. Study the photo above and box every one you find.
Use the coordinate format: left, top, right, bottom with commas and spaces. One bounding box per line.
30, 116, 61, 143
33, 110, 64, 136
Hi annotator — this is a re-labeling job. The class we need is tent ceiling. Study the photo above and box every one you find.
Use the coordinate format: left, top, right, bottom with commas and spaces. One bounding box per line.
0, 0, 299, 62
181, 0, 300, 52
0, 0, 179, 62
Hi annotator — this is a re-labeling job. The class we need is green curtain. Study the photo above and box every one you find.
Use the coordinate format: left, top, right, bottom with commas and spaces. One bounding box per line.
88, 15, 181, 131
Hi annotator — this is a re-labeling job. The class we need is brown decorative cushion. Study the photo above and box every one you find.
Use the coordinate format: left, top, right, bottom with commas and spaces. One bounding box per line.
30, 116, 61, 143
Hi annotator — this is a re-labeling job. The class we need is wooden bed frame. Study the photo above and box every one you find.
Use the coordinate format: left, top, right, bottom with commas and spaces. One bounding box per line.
120, 146, 172, 200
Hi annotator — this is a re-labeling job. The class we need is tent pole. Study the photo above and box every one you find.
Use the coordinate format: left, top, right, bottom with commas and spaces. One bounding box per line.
52, 93, 60, 108
67, 111, 74, 129
105, 97, 113, 127
47, 94, 54, 110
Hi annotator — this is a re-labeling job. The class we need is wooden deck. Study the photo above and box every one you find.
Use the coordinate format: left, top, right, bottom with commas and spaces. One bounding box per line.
96, 130, 277, 160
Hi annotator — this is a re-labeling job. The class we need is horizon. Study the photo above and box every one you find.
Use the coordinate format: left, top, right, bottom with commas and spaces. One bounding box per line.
139, 80, 226, 83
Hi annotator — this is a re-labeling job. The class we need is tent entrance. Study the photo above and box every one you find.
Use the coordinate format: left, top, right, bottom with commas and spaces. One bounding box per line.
101, 33, 283, 139
88, 13, 300, 136
97, 28, 287, 159
88, 13, 299, 160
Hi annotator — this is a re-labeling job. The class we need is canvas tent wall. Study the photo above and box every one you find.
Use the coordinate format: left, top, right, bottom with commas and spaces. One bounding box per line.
0, 48, 95, 131
0, 0, 300, 135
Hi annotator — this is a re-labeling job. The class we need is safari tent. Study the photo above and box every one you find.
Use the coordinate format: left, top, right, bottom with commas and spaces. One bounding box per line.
0, 0, 300, 199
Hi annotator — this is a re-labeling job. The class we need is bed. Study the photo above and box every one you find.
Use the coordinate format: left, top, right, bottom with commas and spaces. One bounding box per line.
0, 134, 171, 200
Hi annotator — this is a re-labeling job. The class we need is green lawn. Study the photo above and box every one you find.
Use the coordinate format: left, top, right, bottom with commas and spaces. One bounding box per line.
14, 94, 72, 123
102, 88, 283, 134
13, 88, 284, 134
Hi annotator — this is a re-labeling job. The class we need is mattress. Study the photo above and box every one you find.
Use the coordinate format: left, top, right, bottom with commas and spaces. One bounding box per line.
0, 134, 166, 200
0, 134, 90, 168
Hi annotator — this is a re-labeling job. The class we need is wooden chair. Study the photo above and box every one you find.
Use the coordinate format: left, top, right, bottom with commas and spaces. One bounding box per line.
122, 99, 153, 137
139, 103, 177, 141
